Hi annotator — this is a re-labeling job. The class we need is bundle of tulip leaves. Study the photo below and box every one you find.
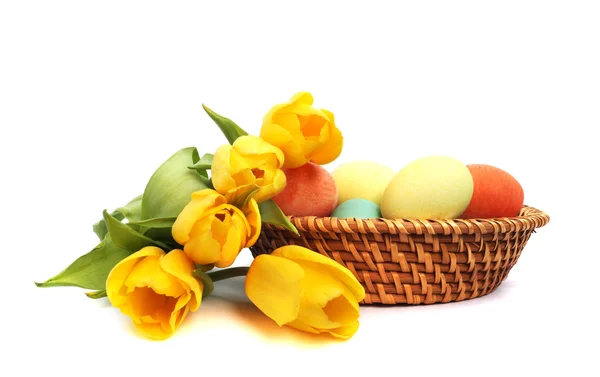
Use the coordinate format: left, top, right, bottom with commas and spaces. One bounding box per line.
36, 92, 366, 340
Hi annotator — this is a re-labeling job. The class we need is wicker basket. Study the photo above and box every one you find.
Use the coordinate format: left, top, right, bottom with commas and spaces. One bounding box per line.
250, 206, 549, 305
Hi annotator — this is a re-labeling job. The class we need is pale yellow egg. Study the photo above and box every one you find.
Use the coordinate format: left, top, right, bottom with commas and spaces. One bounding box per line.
332, 161, 396, 205
381, 156, 474, 219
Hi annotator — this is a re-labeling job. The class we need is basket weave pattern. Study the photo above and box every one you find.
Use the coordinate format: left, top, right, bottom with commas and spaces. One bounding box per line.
250, 206, 549, 305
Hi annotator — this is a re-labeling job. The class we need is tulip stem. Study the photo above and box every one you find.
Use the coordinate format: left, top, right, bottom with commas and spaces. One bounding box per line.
207, 267, 250, 282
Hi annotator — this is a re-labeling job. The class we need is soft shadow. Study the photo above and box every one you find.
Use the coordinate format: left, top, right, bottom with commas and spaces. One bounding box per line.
481, 280, 518, 298
229, 301, 342, 347
198, 277, 347, 347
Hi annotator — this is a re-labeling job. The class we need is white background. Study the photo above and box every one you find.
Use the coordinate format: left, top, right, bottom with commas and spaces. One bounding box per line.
1, 1, 599, 376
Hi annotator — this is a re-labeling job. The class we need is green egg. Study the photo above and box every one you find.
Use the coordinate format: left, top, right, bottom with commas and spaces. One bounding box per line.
331, 199, 382, 219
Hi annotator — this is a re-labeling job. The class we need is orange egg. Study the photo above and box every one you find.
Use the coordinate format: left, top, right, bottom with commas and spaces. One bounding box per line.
273, 162, 338, 217
460, 164, 524, 219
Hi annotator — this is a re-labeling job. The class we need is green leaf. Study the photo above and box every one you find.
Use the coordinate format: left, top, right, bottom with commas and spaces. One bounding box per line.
258, 200, 299, 236
85, 290, 107, 299
127, 217, 178, 249
202, 104, 248, 144
142, 228, 179, 249
103, 210, 169, 251
200, 153, 214, 163
188, 153, 213, 188
117, 194, 143, 223
188, 153, 214, 171
228, 184, 260, 209
197, 174, 213, 188
93, 210, 124, 241
127, 217, 177, 229
141, 147, 208, 220
92, 194, 143, 241
193, 269, 214, 297
35, 235, 131, 290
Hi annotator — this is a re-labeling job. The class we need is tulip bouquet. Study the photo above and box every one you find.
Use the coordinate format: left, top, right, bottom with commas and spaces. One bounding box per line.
36, 92, 366, 340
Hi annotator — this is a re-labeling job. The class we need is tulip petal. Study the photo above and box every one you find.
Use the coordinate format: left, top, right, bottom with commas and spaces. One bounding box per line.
309, 110, 343, 165
243, 198, 261, 247
290, 91, 314, 105
295, 263, 347, 330
221, 135, 286, 202
285, 102, 326, 119
272, 169, 287, 197
172, 292, 192, 313
296, 298, 338, 330
233, 135, 285, 167
261, 119, 294, 144
106, 247, 165, 308
287, 318, 359, 340
243, 154, 278, 170
298, 113, 328, 139
160, 249, 203, 312
184, 217, 222, 265
271, 96, 317, 120
124, 255, 186, 298
105, 248, 203, 341
229, 205, 252, 241
322, 108, 335, 123
215, 217, 244, 268
263, 101, 289, 123
211, 145, 239, 195
123, 256, 162, 292
229, 150, 255, 186
127, 286, 178, 335
326, 321, 359, 340
245, 254, 304, 326
191, 189, 226, 202
322, 290, 360, 326
272, 111, 322, 159
271, 246, 365, 301
107, 263, 138, 308
301, 139, 320, 160
271, 113, 304, 140
260, 122, 307, 169
137, 314, 160, 325
261, 93, 343, 169
293, 256, 361, 334
169, 306, 190, 334
287, 319, 320, 335
172, 189, 223, 245
210, 211, 232, 245
135, 322, 173, 340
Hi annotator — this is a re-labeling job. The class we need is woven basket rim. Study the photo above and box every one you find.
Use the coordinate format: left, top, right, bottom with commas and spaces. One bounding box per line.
265, 205, 549, 235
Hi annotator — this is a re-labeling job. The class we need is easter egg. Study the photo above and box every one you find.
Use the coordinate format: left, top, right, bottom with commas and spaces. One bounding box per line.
460, 164, 524, 218
332, 161, 396, 205
272, 162, 338, 217
381, 156, 474, 219
331, 199, 381, 219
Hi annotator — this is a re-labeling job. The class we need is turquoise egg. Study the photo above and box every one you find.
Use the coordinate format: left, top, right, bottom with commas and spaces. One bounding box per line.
331, 199, 382, 219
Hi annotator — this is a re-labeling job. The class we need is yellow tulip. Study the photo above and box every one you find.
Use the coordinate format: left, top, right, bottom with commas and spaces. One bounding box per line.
245, 245, 365, 339
260, 92, 343, 169
106, 247, 203, 340
172, 189, 260, 268
212, 135, 286, 203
